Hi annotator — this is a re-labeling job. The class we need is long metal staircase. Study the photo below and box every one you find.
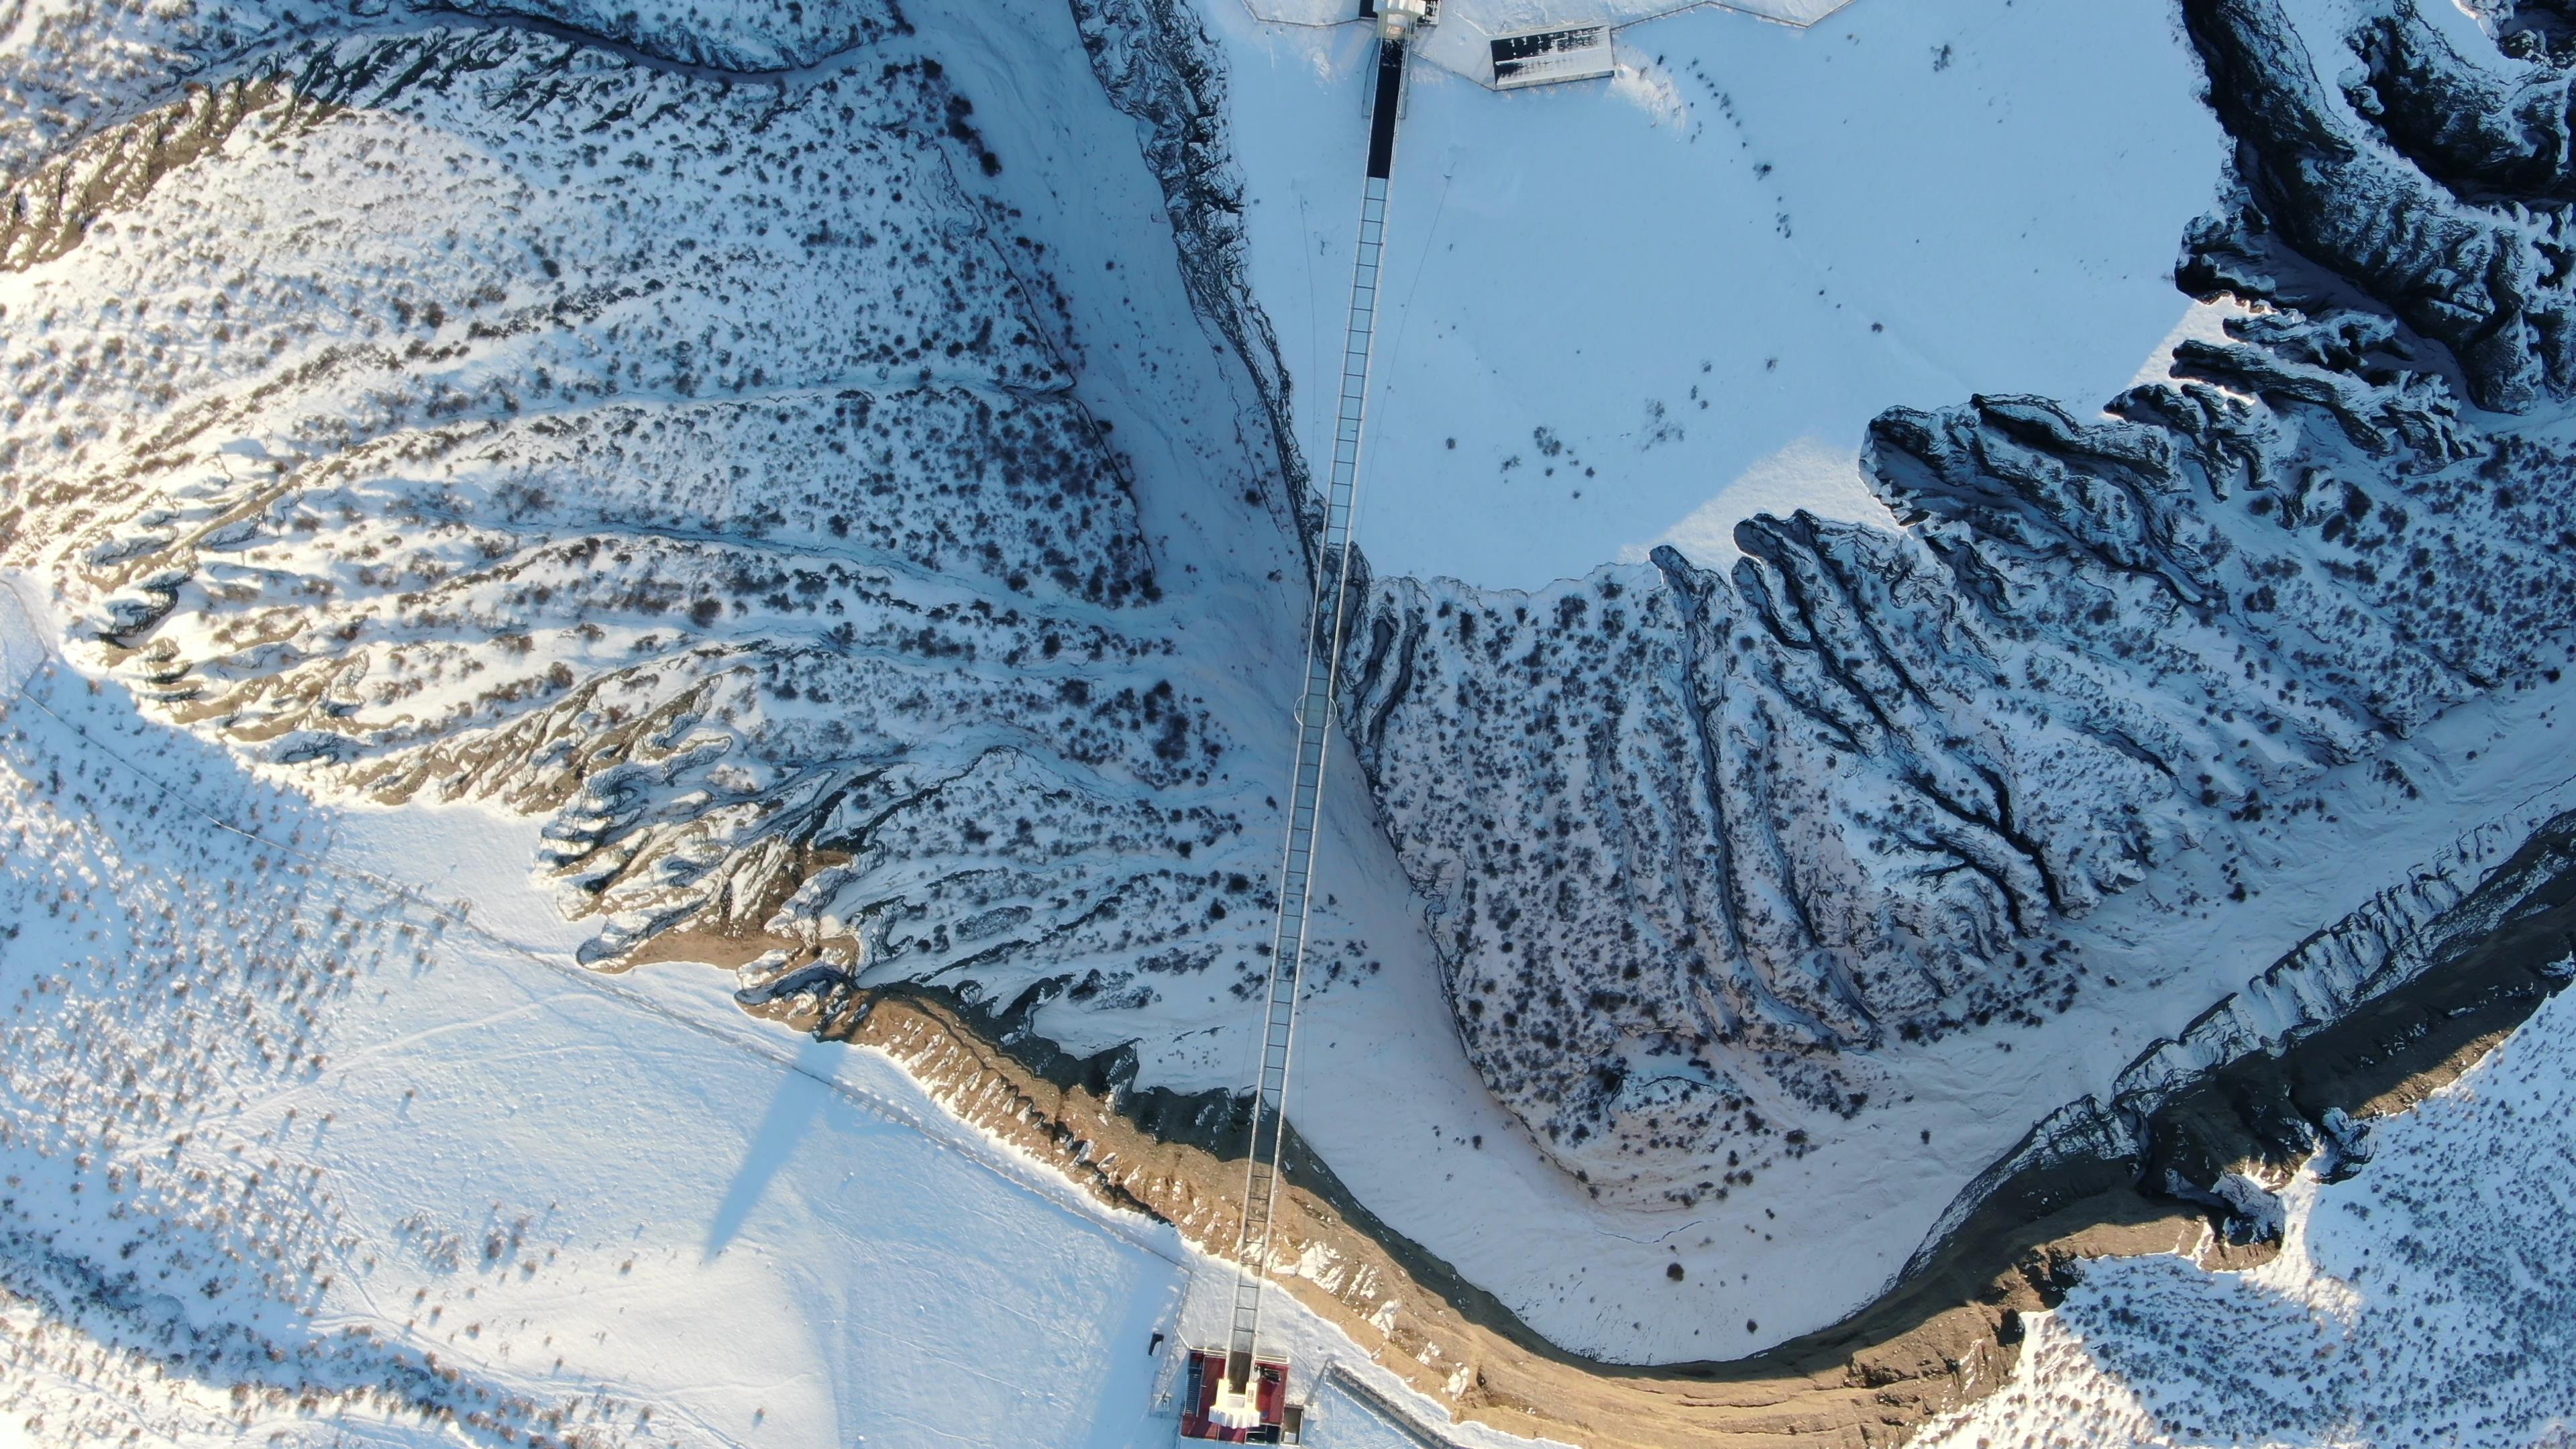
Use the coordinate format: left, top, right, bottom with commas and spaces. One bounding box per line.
1222, 32, 1410, 1390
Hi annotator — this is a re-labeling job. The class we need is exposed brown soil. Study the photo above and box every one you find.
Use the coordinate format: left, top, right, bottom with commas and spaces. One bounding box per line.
2133, 816, 2576, 1212
624, 920, 808, 975
607, 812, 2576, 1449
614, 856, 851, 979
17, 17, 2567, 1444
806, 987, 2228, 1446
804, 967, 2553, 1448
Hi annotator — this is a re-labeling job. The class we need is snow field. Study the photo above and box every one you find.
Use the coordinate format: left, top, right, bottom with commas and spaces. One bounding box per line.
1240, 0, 2576, 1362
1201, 0, 2231, 588
0, 0, 1556, 1434
1918, 965, 2576, 1449
0, 0, 1309, 1085
13, 0, 2576, 1428
0, 579, 1501, 1448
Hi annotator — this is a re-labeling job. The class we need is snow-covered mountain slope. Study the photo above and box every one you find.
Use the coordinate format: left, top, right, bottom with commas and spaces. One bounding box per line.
0, 1, 1339, 1075
0, 584, 1513, 1449
0, 0, 904, 171
1916, 955, 2576, 1449
14, 0, 2576, 1418
1292, 0, 2576, 1350
1340, 268, 2576, 1204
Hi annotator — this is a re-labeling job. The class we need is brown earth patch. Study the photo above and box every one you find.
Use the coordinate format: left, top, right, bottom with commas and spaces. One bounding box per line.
616, 820, 2576, 1449
1, 75, 337, 274
792, 979, 2548, 1448
774, 988, 2159, 1448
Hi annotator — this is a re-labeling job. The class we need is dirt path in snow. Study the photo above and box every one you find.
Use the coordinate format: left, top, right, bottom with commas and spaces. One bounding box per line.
718, 826, 2576, 1448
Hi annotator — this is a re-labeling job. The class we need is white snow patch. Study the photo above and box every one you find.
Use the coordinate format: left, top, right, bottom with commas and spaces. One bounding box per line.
1614, 434, 1897, 565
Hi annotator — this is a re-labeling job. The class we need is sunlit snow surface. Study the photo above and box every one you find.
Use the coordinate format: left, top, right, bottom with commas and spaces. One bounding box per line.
0, 584, 1516, 1449
1207, 0, 2230, 586
1920, 979, 2576, 1449
11, 521, 2576, 1447
9, 0, 2576, 1438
